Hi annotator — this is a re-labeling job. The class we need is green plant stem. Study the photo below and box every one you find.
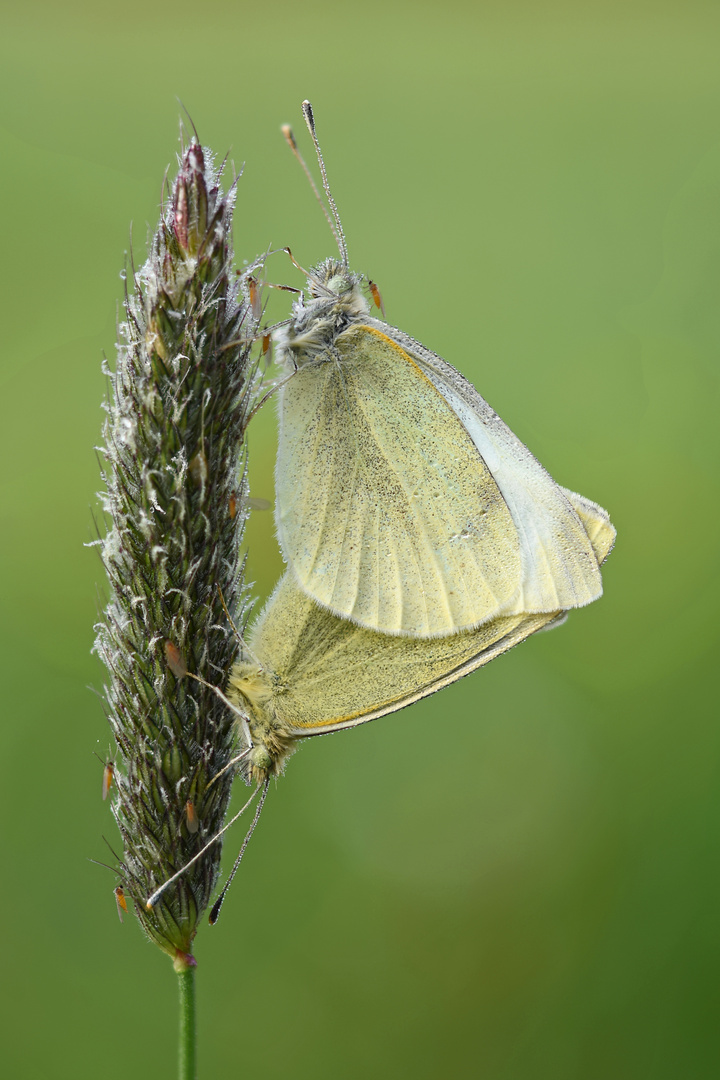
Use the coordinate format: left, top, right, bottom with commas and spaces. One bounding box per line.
177, 960, 197, 1080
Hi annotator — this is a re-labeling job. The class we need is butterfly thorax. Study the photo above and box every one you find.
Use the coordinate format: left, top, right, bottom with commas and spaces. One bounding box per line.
227, 659, 298, 781
274, 258, 370, 371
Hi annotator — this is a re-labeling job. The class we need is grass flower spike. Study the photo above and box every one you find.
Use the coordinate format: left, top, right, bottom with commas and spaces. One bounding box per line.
95, 137, 260, 963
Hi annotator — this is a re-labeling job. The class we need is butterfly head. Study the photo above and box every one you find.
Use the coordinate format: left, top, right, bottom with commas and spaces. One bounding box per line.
306, 258, 368, 312
226, 658, 298, 782
274, 258, 370, 370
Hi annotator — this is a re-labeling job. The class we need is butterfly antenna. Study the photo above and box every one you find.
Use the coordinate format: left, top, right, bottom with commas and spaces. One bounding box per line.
209, 776, 270, 925
145, 780, 260, 910
282, 123, 341, 257
300, 100, 349, 268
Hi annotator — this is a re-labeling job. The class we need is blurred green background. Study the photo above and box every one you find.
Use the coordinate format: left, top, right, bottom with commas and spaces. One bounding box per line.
2, 1, 719, 1076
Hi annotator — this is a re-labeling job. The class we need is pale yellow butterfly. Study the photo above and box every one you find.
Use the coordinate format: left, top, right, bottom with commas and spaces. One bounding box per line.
229, 580, 559, 784
145, 509, 613, 920
273, 102, 615, 638
228, 499, 614, 784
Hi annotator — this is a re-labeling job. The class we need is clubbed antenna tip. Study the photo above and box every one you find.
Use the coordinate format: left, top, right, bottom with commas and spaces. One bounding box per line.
281, 100, 349, 267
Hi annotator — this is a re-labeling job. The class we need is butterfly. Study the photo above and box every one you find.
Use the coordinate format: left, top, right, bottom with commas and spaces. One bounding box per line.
272, 101, 615, 638
229, 478, 615, 784
149, 509, 613, 921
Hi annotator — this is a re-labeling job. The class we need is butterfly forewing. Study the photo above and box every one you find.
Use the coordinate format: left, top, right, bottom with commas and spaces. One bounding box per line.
560, 488, 616, 566
276, 325, 523, 636
377, 321, 608, 615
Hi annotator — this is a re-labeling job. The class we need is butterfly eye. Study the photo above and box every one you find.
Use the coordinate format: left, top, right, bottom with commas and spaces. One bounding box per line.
250, 746, 273, 771
326, 272, 351, 295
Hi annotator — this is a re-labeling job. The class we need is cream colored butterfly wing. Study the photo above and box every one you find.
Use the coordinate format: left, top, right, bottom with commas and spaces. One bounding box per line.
248, 572, 560, 737
369, 319, 611, 616
559, 488, 616, 566
276, 325, 522, 637
241, 518, 612, 741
